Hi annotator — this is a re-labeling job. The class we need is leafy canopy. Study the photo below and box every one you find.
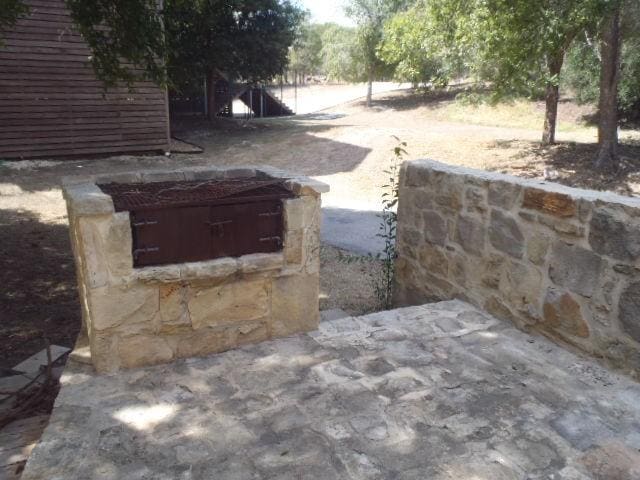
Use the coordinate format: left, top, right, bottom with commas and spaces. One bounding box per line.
64, 0, 304, 89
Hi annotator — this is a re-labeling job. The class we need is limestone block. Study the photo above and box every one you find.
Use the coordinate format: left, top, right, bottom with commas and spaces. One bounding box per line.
404, 163, 432, 187
134, 265, 181, 283
418, 244, 448, 277
399, 227, 423, 249
159, 284, 191, 329
236, 321, 271, 346
433, 180, 463, 211
480, 254, 506, 289
527, 233, 550, 266
549, 242, 604, 298
271, 274, 319, 337
522, 188, 577, 218
89, 333, 119, 373
543, 289, 590, 338
488, 181, 521, 209
423, 210, 447, 246
589, 209, 640, 263
180, 258, 238, 280
455, 215, 485, 255
240, 253, 284, 274
140, 170, 186, 183
78, 213, 133, 287
537, 215, 585, 237
175, 327, 237, 358
94, 172, 142, 184
484, 295, 517, 324
118, 335, 174, 369
284, 198, 304, 231
499, 260, 543, 316
285, 177, 330, 195
465, 187, 488, 213
188, 279, 270, 329
64, 183, 114, 216
88, 283, 159, 331
284, 230, 303, 265
183, 166, 225, 181
619, 282, 640, 342
489, 209, 524, 259
407, 188, 432, 210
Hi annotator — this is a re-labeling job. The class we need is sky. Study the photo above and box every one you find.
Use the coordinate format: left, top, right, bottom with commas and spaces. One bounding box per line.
300, 0, 354, 26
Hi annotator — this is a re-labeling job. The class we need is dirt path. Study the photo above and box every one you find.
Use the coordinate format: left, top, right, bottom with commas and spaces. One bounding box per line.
2, 87, 639, 368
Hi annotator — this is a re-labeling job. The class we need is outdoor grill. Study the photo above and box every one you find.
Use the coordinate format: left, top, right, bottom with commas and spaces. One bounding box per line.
99, 179, 294, 267
63, 166, 329, 373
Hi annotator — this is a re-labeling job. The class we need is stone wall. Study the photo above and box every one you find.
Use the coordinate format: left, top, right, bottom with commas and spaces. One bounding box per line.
394, 160, 640, 372
63, 166, 328, 373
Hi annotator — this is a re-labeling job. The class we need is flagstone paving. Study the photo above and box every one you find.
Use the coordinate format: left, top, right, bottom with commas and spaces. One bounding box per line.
21, 301, 640, 479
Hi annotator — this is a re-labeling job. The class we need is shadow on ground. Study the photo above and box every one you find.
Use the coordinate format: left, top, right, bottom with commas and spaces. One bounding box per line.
0, 209, 80, 369
490, 139, 640, 195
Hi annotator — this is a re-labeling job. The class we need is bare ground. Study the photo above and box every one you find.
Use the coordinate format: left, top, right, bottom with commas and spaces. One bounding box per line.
2, 86, 640, 368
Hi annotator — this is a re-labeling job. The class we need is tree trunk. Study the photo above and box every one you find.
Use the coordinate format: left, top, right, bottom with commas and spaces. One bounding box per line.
542, 52, 564, 145
594, 7, 622, 170
366, 71, 373, 107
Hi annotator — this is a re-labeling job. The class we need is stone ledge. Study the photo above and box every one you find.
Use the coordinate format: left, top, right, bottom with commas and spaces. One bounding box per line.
130, 253, 286, 283
62, 165, 330, 199
63, 183, 114, 216
406, 159, 640, 210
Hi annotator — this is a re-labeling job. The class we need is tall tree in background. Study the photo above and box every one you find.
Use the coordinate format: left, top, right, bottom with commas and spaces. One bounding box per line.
594, 3, 622, 170
346, 0, 405, 106
434, 0, 607, 145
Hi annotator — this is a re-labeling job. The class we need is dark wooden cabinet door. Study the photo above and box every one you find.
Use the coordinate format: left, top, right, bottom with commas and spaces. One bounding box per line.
131, 201, 285, 267
209, 201, 283, 258
131, 206, 211, 267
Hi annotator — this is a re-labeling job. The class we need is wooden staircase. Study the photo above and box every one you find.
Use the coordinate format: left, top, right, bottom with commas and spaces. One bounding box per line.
211, 79, 293, 118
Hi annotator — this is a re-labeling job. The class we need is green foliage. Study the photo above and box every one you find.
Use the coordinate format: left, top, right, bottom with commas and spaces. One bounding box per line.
346, 0, 407, 82
372, 137, 404, 310
379, 1, 463, 85
289, 20, 324, 76
66, 0, 166, 88
319, 24, 366, 82
564, 1, 640, 122
0, 0, 29, 45
64, 0, 304, 89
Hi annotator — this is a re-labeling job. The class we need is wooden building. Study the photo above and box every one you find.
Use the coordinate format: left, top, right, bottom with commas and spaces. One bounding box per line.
0, 0, 170, 159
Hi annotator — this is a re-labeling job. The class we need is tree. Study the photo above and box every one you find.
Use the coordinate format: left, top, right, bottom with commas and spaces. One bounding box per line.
594, 4, 622, 169
346, 0, 405, 106
379, 1, 464, 86
319, 24, 366, 82
289, 21, 324, 83
61, 0, 304, 90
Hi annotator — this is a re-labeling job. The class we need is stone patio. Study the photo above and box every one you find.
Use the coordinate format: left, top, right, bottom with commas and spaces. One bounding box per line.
21, 301, 640, 479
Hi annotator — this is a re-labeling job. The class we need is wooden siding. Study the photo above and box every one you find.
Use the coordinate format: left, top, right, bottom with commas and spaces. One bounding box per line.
0, 0, 170, 159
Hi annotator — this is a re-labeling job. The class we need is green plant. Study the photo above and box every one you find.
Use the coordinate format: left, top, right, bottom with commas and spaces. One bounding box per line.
372, 137, 405, 310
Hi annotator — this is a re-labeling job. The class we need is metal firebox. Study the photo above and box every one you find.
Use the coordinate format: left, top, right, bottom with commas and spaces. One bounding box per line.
99, 179, 294, 267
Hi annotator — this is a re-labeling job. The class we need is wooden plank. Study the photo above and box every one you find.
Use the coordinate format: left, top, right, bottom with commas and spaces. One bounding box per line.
0, 0, 170, 159
0, 142, 169, 159
0, 122, 168, 133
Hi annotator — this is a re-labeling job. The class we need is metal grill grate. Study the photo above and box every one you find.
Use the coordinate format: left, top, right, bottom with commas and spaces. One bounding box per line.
99, 178, 293, 212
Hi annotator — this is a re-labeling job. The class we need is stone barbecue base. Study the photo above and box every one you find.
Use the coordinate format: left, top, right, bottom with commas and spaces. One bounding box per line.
22, 301, 640, 479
